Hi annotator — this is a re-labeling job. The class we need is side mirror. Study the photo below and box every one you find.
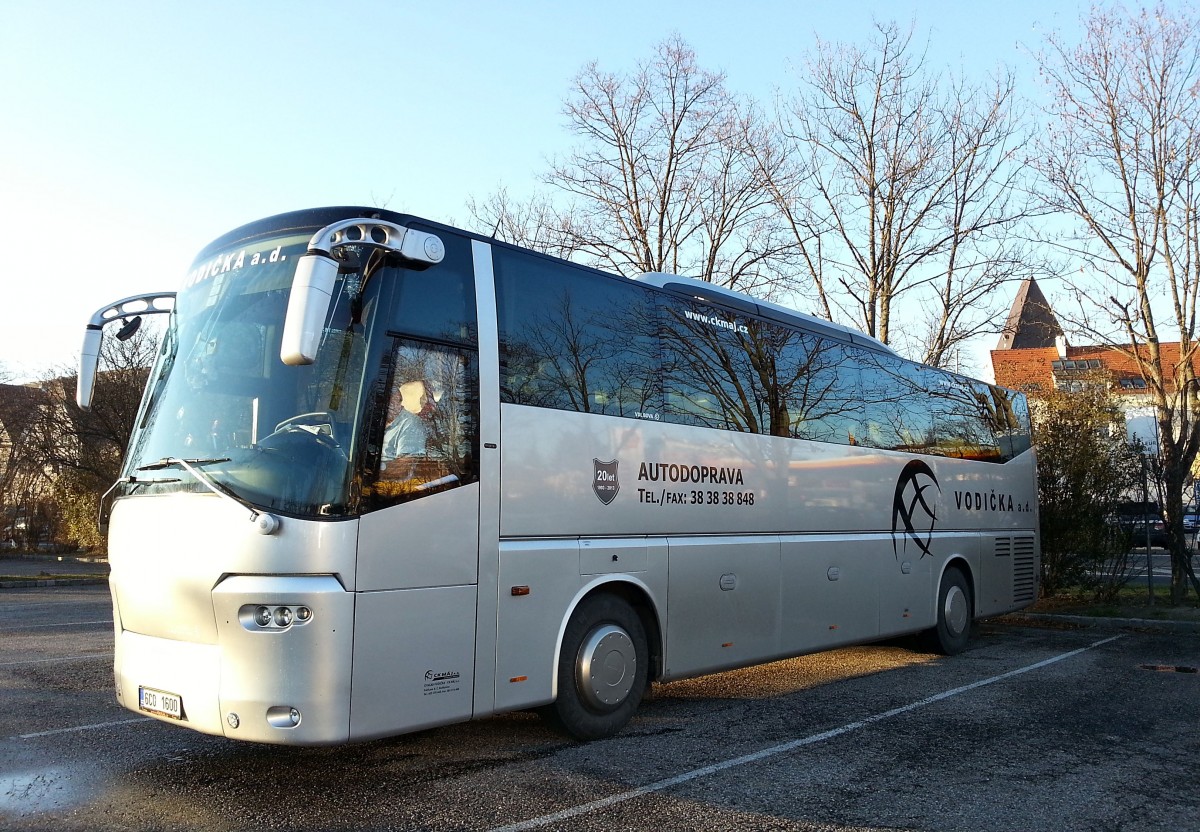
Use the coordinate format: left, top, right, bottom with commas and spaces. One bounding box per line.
77, 327, 104, 410
279, 219, 445, 367
76, 293, 175, 410
280, 252, 340, 366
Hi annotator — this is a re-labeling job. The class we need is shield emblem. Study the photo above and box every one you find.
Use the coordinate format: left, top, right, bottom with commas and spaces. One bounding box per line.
593, 458, 620, 505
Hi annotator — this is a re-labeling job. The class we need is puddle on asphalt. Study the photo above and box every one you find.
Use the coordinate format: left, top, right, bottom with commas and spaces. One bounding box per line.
0, 765, 90, 816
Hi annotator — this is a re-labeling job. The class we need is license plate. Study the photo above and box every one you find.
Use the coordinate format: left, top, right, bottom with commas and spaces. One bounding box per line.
139, 686, 183, 720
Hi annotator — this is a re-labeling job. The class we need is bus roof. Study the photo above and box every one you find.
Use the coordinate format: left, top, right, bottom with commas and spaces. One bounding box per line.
194, 207, 897, 358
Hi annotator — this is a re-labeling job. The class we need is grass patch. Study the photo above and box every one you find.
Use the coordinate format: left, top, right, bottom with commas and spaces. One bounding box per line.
1031, 585, 1200, 620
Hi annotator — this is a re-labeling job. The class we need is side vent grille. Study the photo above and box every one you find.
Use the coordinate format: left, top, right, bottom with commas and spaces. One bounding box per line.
1011, 536, 1037, 604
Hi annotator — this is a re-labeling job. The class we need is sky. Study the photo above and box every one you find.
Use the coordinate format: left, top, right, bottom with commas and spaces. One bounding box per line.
0, 0, 1089, 384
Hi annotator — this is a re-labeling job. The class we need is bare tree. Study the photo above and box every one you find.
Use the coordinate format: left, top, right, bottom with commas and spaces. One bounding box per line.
1036, 2, 1200, 602
0, 382, 53, 548
466, 187, 581, 260
43, 325, 158, 482
471, 36, 790, 296
763, 21, 1035, 365
25, 325, 160, 550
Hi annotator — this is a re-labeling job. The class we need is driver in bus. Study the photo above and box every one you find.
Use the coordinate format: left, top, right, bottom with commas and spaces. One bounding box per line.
381, 378, 430, 464
379, 357, 460, 491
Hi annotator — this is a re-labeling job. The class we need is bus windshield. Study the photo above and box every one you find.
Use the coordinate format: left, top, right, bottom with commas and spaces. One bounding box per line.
123, 231, 381, 518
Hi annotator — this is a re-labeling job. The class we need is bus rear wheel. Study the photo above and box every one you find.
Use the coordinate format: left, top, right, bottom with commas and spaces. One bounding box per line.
925, 566, 973, 655
541, 593, 648, 741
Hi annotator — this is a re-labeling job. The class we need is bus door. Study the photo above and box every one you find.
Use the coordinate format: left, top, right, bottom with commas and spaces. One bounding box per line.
350, 227, 487, 739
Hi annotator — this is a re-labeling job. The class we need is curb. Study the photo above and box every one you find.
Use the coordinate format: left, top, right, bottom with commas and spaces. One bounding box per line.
0, 578, 109, 589
1001, 612, 1200, 634
1, 553, 108, 564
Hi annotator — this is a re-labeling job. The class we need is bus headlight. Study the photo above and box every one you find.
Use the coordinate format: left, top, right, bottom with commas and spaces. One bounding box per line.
239, 604, 313, 631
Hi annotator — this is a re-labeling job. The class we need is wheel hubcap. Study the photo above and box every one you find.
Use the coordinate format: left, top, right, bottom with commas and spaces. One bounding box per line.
944, 585, 969, 636
576, 625, 636, 710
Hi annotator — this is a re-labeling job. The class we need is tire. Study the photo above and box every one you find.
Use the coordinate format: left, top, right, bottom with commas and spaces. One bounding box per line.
925, 566, 973, 655
541, 594, 648, 741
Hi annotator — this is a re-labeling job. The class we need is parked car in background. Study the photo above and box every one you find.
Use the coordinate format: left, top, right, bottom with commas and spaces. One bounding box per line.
1123, 518, 1169, 549
1115, 501, 1170, 549
1182, 506, 1200, 536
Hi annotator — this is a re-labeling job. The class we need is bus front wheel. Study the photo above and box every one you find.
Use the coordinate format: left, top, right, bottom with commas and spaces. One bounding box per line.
542, 594, 648, 741
925, 566, 973, 655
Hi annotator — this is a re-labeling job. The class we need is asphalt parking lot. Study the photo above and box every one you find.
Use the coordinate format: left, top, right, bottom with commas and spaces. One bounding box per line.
1, 581, 1198, 832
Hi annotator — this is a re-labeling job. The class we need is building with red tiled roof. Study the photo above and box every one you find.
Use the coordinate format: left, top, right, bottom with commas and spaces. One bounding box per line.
990, 279, 1200, 405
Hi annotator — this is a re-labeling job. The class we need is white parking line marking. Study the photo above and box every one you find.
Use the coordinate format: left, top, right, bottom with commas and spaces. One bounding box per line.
491, 635, 1125, 832
15, 717, 152, 740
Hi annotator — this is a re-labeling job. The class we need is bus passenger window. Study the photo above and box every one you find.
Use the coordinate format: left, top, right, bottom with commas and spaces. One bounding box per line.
494, 247, 663, 418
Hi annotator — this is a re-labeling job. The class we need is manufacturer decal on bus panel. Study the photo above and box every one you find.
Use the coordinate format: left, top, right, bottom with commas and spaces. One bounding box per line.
891, 459, 940, 559
593, 459, 620, 505
422, 669, 462, 697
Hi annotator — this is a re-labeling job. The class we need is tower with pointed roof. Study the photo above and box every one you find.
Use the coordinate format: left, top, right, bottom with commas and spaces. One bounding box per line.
995, 278, 1064, 351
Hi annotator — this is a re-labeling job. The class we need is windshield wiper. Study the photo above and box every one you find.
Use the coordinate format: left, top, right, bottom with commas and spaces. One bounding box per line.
137, 457, 230, 471
134, 457, 280, 535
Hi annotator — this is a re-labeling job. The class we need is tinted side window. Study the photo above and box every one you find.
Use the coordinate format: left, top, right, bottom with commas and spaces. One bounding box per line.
982, 383, 1031, 461
495, 248, 662, 418
922, 375, 1000, 461
362, 338, 480, 511
360, 228, 481, 512
786, 336, 862, 446
660, 300, 872, 441
1007, 391, 1033, 458
659, 299, 768, 432
493, 245, 1030, 463
850, 352, 936, 452
391, 223, 478, 346
748, 324, 829, 438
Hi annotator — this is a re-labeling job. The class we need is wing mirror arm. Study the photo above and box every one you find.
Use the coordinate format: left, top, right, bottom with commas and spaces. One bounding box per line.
77, 293, 176, 410
279, 219, 445, 366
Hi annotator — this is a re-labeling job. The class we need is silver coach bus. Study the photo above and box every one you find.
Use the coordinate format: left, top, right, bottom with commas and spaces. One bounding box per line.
78, 207, 1039, 745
